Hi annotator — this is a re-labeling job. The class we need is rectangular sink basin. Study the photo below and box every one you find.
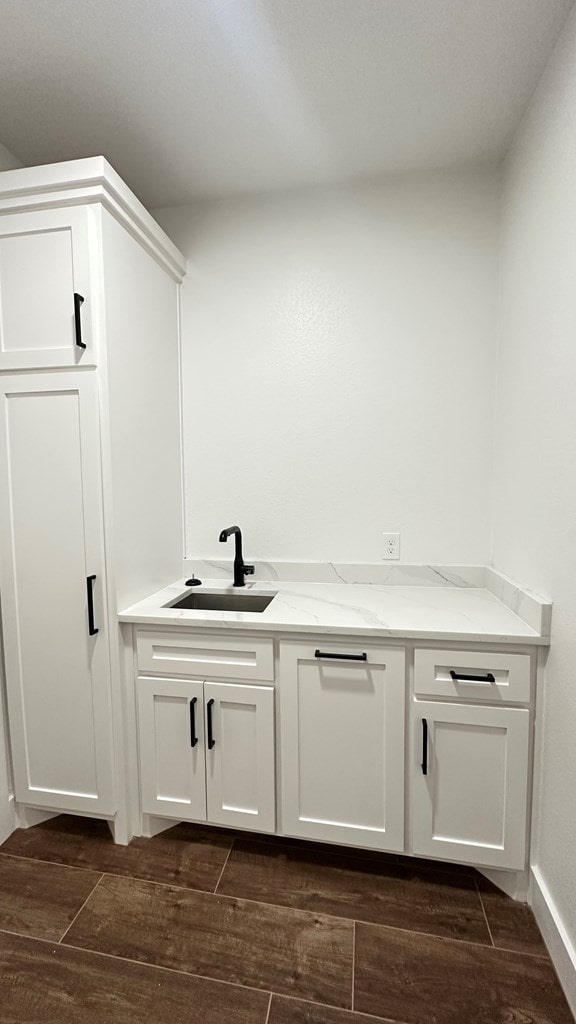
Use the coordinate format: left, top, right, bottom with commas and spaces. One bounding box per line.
167, 591, 277, 613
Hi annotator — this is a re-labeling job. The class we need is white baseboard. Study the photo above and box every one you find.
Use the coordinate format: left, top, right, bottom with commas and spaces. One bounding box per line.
530, 866, 576, 1019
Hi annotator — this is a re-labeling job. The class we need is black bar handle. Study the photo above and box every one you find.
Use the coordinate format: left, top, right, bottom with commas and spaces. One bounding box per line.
86, 574, 98, 636
189, 697, 198, 748
450, 670, 495, 684
315, 650, 367, 662
206, 698, 215, 749
74, 293, 86, 349
421, 718, 428, 776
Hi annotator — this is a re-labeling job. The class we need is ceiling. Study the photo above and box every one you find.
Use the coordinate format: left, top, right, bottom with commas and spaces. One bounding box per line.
0, 0, 572, 208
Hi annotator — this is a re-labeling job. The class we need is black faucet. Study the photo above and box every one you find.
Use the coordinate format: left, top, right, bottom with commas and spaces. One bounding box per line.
218, 526, 255, 587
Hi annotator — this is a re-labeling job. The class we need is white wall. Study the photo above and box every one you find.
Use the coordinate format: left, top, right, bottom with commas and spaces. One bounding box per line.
493, 3, 576, 973
156, 167, 499, 564
0, 628, 15, 842
0, 141, 21, 839
0, 141, 22, 171
0, 137, 18, 833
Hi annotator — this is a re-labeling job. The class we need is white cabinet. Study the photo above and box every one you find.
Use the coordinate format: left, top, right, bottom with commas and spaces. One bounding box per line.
137, 677, 276, 832
133, 632, 535, 868
0, 158, 187, 839
0, 207, 95, 369
280, 641, 405, 852
0, 373, 115, 814
411, 700, 530, 869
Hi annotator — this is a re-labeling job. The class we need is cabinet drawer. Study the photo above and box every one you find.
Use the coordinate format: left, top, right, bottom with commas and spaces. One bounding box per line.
414, 649, 531, 704
136, 630, 274, 681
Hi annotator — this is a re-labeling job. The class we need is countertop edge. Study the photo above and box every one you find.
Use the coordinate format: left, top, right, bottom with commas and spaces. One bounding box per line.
118, 612, 547, 646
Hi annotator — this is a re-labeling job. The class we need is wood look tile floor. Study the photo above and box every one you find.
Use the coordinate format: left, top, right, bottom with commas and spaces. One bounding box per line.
0, 816, 573, 1024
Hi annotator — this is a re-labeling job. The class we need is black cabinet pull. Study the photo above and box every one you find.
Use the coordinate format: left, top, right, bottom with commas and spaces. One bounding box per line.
314, 650, 367, 662
421, 718, 428, 776
206, 698, 215, 749
189, 697, 198, 748
450, 670, 495, 684
86, 575, 98, 636
74, 293, 86, 349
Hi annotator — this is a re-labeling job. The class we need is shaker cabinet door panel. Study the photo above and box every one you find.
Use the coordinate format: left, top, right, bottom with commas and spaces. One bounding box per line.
205, 681, 275, 832
0, 207, 95, 369
0, 373, 115, 813
137, 677, 206, 821
411, 701, 529, 869
280, 642, 405, 852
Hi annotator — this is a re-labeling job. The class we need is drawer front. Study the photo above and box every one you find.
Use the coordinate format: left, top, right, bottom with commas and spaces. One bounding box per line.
137, 630, 274, 681
414, 649, 531, 704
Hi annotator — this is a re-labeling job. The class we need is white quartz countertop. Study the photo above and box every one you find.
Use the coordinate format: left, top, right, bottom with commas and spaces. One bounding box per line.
119, 578, 548, 644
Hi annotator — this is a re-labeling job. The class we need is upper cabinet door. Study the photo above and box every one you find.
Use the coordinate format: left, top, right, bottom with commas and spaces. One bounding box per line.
0, 207, 95, 369
411, 701, 530, 869
205, 681, 276, 833
0, 372, 115, 814
280, 641, 406, 852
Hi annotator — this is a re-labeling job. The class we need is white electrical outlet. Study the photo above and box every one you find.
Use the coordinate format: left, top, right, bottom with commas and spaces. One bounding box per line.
382, 532, 400, 560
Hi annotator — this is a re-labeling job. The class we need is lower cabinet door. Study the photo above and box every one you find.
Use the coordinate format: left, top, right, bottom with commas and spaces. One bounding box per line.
137, 677, 207, 821
205, 682, 275, 832
411, 701, 530, 869
0, 373, 115, 814
280, 642, 405, 851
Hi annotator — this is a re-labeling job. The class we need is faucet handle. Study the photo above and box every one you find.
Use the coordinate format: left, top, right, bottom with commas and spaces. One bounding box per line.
243, 564, 255, 576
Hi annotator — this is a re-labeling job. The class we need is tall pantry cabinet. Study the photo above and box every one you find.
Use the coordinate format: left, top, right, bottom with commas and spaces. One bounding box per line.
0, 158, 187, 843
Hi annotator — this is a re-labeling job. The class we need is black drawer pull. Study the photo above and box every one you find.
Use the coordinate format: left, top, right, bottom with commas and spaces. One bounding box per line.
86, 575, 98, 636
450, 670, 495, 684
189, 697, 198, 748
315, 650, 367, 662
421, 718, 428, 776
74, 293, 85, 349
206, 698, 215, 749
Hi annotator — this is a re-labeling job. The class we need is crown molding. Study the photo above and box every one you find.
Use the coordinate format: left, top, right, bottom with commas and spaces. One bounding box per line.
0, 156, 186, 283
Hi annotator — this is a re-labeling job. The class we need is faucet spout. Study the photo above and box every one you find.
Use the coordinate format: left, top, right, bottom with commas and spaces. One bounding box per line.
218, 525, 254, 587
219, 526, 236, 543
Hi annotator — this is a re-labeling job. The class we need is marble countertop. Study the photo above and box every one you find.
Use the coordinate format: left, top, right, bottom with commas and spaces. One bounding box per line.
119, 578, 548, 644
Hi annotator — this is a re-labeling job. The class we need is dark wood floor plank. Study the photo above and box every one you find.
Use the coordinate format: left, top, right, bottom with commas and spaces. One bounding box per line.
63, 873, 354, 1007
0, 814, 232, 891
268, 994, 403, 1023
354, 922, 573, 1024
0, 853, 100, 941
477, 876, 549, 957
0, 930, 269, 1024
217, 840, 491, 944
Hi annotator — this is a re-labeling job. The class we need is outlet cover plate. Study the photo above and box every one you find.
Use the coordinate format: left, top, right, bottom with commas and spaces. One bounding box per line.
382, 532, 400, 560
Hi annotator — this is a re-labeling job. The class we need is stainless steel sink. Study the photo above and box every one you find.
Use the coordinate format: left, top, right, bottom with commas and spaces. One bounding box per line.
166, 591, 277, 613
